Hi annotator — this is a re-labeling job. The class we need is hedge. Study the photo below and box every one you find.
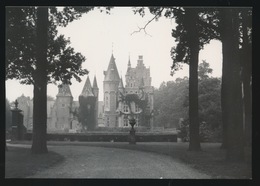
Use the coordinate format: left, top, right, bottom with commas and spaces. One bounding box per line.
24, 132, 177, 142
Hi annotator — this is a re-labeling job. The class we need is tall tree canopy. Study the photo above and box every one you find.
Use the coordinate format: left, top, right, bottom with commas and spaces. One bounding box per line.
6, 6, 94, 153
133, 7, 220, 151
134, 7, 251, 161
6, 7, 94, 85
154, 61, 222, 142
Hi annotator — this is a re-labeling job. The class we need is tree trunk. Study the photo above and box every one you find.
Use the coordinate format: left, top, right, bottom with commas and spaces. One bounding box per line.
220, 22, 230, 149
220, 60, 228, 149
185, 8, 201, 151
241, 9, 252, 148
220, 9, 244, 161
31, 7, 48, 154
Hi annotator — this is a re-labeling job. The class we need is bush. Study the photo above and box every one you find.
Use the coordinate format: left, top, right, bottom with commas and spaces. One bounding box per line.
177, 119, 189, 142
24, 132, 177, 142
177, 119, 222, 142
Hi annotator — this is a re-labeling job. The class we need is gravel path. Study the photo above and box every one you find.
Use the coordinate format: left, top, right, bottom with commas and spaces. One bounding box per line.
20, 145, 210, 179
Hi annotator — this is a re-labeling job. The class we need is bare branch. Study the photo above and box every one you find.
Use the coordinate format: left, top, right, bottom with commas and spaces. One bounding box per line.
131, 8, 164, 36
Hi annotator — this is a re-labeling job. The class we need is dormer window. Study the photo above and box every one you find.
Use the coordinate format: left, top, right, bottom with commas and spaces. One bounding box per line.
135, 104, 139, 112
123, 104, 129, 112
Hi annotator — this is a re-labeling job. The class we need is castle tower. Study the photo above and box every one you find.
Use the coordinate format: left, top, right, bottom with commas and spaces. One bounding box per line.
55, 83, 73, 131
103, 54, 120, 127
125, 56, 132, 88
127, 56, 131, 68
79, 76, 96, 130
117, 76, 126, 127
81, 76, 94, 97
92, 75, 99, 129
124, 55, 154, 128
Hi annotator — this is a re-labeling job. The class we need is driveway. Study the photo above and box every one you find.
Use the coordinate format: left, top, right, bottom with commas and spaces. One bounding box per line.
17, 144, 211, 178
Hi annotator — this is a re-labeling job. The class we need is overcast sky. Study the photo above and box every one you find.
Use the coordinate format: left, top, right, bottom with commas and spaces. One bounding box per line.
6, 7, 222, 102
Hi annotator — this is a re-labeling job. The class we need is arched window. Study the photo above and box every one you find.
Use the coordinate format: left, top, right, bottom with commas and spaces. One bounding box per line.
123, 115, 128, 127
135, 104, 139, 112
105, 92, 110, 111
105, 96, 108, 106
123, 103, 129, 113
106, 117, 110, 126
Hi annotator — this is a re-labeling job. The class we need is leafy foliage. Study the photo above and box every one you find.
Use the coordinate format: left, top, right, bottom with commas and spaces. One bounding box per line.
78, 96, 96, 131
154, 78, 189, 128
133, 7, 220, 75
6, 7, 93, 85
124, 93, 148, 112
178, 119, 222, 142
154, 61, 222, 141
169, 8, 220, 75
198, 60, 213, 79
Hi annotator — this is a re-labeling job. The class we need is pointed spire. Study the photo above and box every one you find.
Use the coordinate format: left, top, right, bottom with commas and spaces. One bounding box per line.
118, 76, 124, 89
128, 55, 131, 67
126, 55, 131, 75
81, 76, 94, 97
104, 54, 120, 82
57, 83, 72, 97
93, 75, 98, 88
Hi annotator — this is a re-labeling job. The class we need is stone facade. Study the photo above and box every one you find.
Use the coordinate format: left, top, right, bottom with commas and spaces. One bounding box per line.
16, 54, 154, 132
103, 54, 154, 128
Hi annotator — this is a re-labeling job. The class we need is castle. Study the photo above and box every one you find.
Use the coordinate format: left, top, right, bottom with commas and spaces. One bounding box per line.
16, 54, 154, 132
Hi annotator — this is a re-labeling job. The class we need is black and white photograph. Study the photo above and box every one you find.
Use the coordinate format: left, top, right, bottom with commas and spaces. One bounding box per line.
5, 6, 252, 179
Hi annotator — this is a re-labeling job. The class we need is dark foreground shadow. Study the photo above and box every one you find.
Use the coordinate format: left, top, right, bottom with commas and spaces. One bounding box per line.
5, 146, 65, 178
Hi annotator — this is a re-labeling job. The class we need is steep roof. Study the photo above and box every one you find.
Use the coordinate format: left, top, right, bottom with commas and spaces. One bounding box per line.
118, 76, 124, 89
128, 56, 131, 67
57, 84, 72, 97
104, 54, 120, 82
80, 76, 94, 97
93, 75, 98, 88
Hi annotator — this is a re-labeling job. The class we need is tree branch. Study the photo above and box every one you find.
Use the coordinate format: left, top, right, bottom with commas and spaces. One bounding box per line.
197, 18, 220, 36
131, 8, 164, 36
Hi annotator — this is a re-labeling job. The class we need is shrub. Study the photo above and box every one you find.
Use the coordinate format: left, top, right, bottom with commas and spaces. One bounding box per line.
177, 119, 222, 142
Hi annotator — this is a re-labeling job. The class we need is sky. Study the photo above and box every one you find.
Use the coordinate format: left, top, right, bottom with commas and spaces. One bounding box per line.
5, 7, 222, 102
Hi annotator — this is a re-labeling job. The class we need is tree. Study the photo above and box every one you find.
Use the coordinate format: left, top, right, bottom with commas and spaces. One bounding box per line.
78, 96, 96, 131
183, 8, 201, 151
154, 61, 222, 142
198, 60, 213, 80
219, 9, 245, 161
6, 6, 93, 153
31, 7, 48, 153
133, 7, 251, 160
240, 9, 252, 150
133, 7, 220, 151
154, 78, 189, 128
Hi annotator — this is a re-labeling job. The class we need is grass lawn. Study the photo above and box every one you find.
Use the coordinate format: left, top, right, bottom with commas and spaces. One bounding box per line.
5, 146, 64, 178
74, 142, 252, 179
6, 141, 251, 179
